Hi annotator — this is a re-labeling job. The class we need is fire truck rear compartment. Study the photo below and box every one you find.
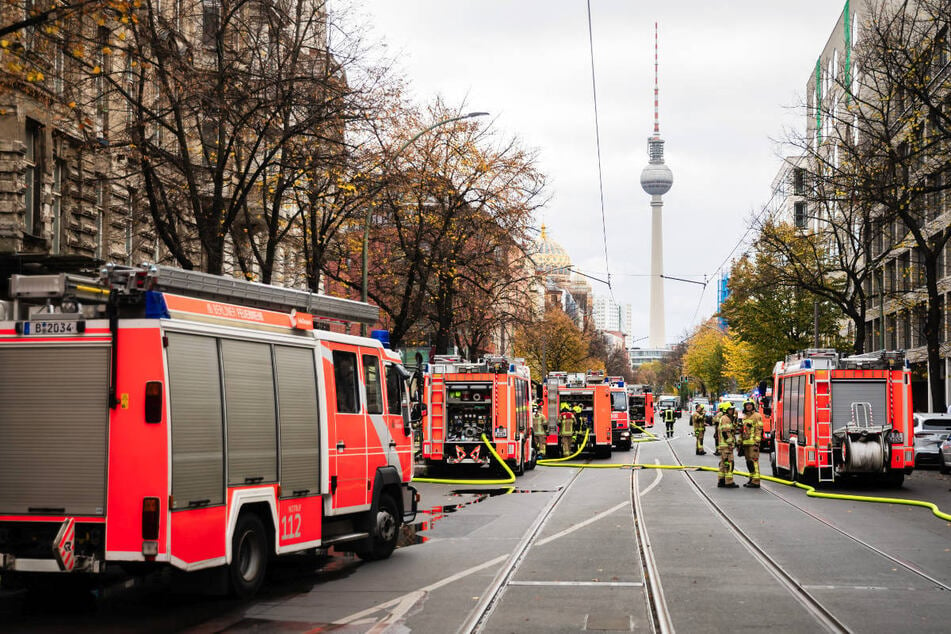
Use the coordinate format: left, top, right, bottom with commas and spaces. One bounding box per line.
831, 379, 891, 474
0, 346, 109, 517
445, 383, 492, 463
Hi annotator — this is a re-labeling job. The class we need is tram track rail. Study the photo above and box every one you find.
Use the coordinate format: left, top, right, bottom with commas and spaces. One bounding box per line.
662, 437, 852, 634
760, 482, 951, 592
459, 437, 670, 633
456, 455, 587, 633
631, 442, 674, 634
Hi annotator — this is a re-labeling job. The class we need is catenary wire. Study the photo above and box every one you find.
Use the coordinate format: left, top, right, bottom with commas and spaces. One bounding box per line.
585, 0, 614, 301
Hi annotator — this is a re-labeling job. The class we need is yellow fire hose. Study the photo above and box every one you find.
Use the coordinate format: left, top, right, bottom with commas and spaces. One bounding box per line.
536, 439, 951, 523
413, 434, 517, 485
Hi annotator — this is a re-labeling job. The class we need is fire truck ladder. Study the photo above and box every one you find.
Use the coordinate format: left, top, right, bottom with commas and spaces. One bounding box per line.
106, 264, 379, 326
428, 375, 446, 456
814, 371, 835, 483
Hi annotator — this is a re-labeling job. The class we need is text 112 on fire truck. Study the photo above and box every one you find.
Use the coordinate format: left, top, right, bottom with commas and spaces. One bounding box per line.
0, 263, 419, 597
420, 355, 537, 475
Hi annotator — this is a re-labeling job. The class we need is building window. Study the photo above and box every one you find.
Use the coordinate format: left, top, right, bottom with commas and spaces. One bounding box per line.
23, 0, 36, 50
794, 201, 807, 229
23, 121, 41, 236
202, 0, 220, 48
52, 160, 63, 253
95, 179, 104, 260
53, 45, 64, 95
95, 27, 109, 138
793, 168, 806, 195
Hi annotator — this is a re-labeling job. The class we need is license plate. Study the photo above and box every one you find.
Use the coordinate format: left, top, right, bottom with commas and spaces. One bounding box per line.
22, 320, 80, 335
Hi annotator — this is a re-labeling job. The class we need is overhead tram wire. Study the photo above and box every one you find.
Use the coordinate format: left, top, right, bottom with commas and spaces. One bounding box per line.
688, 185, 785, 329
585, 0, 614, 303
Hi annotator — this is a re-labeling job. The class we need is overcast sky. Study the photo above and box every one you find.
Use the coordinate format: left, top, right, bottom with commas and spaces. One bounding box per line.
350, 0, 847, 347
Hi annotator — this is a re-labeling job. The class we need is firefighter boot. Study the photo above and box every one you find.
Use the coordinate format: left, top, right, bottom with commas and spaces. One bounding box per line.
717, 479, 725, 488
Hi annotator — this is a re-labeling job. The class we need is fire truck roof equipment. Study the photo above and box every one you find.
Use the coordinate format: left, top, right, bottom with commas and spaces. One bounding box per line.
8, 263, 379, 326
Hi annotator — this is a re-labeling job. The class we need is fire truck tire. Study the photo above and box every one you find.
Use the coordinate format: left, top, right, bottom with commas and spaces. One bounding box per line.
770, 450, 779, 477
526, 441, 538, 471
229, 513, 268, 599
789, 449, 798, 483
511, 454, 525, 476
357, 494, 400, 561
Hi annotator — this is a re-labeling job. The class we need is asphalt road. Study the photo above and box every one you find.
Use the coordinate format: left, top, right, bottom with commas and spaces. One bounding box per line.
3, 414, 950, 632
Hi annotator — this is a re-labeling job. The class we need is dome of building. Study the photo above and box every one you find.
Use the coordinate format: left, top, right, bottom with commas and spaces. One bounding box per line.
533, 225, 572, 276
640, 162, 673, 196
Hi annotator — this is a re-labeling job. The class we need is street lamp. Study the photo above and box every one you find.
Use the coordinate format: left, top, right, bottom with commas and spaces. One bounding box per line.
360, 111, 490, 334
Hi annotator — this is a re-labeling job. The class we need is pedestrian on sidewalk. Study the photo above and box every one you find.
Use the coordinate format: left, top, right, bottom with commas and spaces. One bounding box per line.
739, 399, 764, 488
716, 402, 739, 488
691, 403, 707, 455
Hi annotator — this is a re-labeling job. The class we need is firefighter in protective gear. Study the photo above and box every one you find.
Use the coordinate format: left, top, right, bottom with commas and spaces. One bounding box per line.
559, 403, 575, 456
572, 402, 585, 437
691, 404, 707, 455
739, 399, 764, 487
663, 406, 675, 438
717, 402, 739, 488
532, 405, 548, 457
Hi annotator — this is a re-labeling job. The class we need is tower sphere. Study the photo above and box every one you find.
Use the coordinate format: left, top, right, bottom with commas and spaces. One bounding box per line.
640, 162, 673, 196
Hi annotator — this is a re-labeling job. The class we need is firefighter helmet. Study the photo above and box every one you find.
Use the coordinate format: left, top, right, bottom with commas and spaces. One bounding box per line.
718, 401, 732, 412
743, 398, 755, 410
561, 402, 570, 411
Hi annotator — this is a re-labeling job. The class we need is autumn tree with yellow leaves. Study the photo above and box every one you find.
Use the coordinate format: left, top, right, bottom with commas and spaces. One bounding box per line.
513, 307, 600, 379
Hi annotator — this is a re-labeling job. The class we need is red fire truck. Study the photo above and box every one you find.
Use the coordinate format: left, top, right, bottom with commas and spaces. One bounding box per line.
420, 355, 536, 475
608, 377, 632, 451
626, 384, 654, 430
542, 371, 613, 458
770, 349, 914, 487
0, 263, 418, 597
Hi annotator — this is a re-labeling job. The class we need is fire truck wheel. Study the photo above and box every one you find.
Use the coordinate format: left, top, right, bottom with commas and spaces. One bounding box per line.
770, 450, 779, 478
358, 495, 400, 561
229, 513, 268, 599
526, 441, 538, 470
512, 454, 525, 476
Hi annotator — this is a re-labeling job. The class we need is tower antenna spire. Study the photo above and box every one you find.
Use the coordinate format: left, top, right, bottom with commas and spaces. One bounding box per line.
653, 21, 660, 135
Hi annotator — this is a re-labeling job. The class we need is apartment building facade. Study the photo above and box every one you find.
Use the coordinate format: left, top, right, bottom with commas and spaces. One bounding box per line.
804, 0, 951, 408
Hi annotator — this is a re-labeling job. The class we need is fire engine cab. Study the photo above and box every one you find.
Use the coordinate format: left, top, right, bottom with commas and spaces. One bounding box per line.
420, 355, 536, 475
626, 384, 654, 430
770, 349, 914, 487
543, 371, 613, 458
608, 377, 632, 451
0, 263, 418, 597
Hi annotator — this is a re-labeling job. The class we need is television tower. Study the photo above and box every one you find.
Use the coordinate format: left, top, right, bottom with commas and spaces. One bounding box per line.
640, 22, 673, 348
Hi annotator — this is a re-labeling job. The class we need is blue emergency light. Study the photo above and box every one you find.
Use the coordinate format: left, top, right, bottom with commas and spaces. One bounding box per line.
370, 329, 391, 349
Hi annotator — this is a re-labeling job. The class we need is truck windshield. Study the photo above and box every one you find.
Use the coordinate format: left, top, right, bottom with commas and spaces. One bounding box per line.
611, 392, 627, 411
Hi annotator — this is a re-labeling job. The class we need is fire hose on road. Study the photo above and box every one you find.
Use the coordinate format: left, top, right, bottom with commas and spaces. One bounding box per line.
534, 425, 951, 523
412, 425, 951, 523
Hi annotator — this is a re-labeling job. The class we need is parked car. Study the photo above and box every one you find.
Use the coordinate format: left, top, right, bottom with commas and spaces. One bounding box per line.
939, 434, 951, 474
912, 413, 951, 467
